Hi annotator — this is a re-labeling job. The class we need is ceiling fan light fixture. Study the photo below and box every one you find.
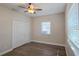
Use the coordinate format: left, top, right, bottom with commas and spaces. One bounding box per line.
28, 9, 34, 14
29, 4, 34, 10
27, 4, 35, 14
19, 3, 42, 14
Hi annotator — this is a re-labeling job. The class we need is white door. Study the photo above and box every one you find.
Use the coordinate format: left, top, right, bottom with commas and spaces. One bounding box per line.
12, 20, 28, 48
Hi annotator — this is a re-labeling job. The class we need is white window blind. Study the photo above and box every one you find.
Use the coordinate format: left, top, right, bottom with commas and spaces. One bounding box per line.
68, 4, 79, 48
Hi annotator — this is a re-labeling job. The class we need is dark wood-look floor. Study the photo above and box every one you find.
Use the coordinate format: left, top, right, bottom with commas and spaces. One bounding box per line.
3, 42, 66, 56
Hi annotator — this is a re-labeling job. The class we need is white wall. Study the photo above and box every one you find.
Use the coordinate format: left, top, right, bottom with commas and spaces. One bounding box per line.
32, 13, 65, 46
0, 6, 31, 55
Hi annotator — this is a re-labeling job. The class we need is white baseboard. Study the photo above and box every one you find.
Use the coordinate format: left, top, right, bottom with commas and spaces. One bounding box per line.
12, 40, 31, 49
0, 48, 13, 56
0, 40, 65, 56
0, 40, 31, 56
32, 40, 65, 47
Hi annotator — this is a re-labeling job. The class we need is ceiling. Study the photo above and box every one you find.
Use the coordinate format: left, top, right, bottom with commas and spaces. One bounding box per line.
0, 3, 66, 17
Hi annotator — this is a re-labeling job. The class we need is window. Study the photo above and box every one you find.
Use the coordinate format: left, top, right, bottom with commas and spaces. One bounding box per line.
41, 22, 51, 35
68, 4, 79, 48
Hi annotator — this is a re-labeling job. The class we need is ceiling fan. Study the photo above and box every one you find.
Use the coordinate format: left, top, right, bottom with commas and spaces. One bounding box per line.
18, 3, 42, 14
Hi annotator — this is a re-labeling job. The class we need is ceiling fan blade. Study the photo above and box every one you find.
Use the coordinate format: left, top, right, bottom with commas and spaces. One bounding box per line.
18, 6, 25, 8
35, 9, 42, 11
24, 11, 28, 12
